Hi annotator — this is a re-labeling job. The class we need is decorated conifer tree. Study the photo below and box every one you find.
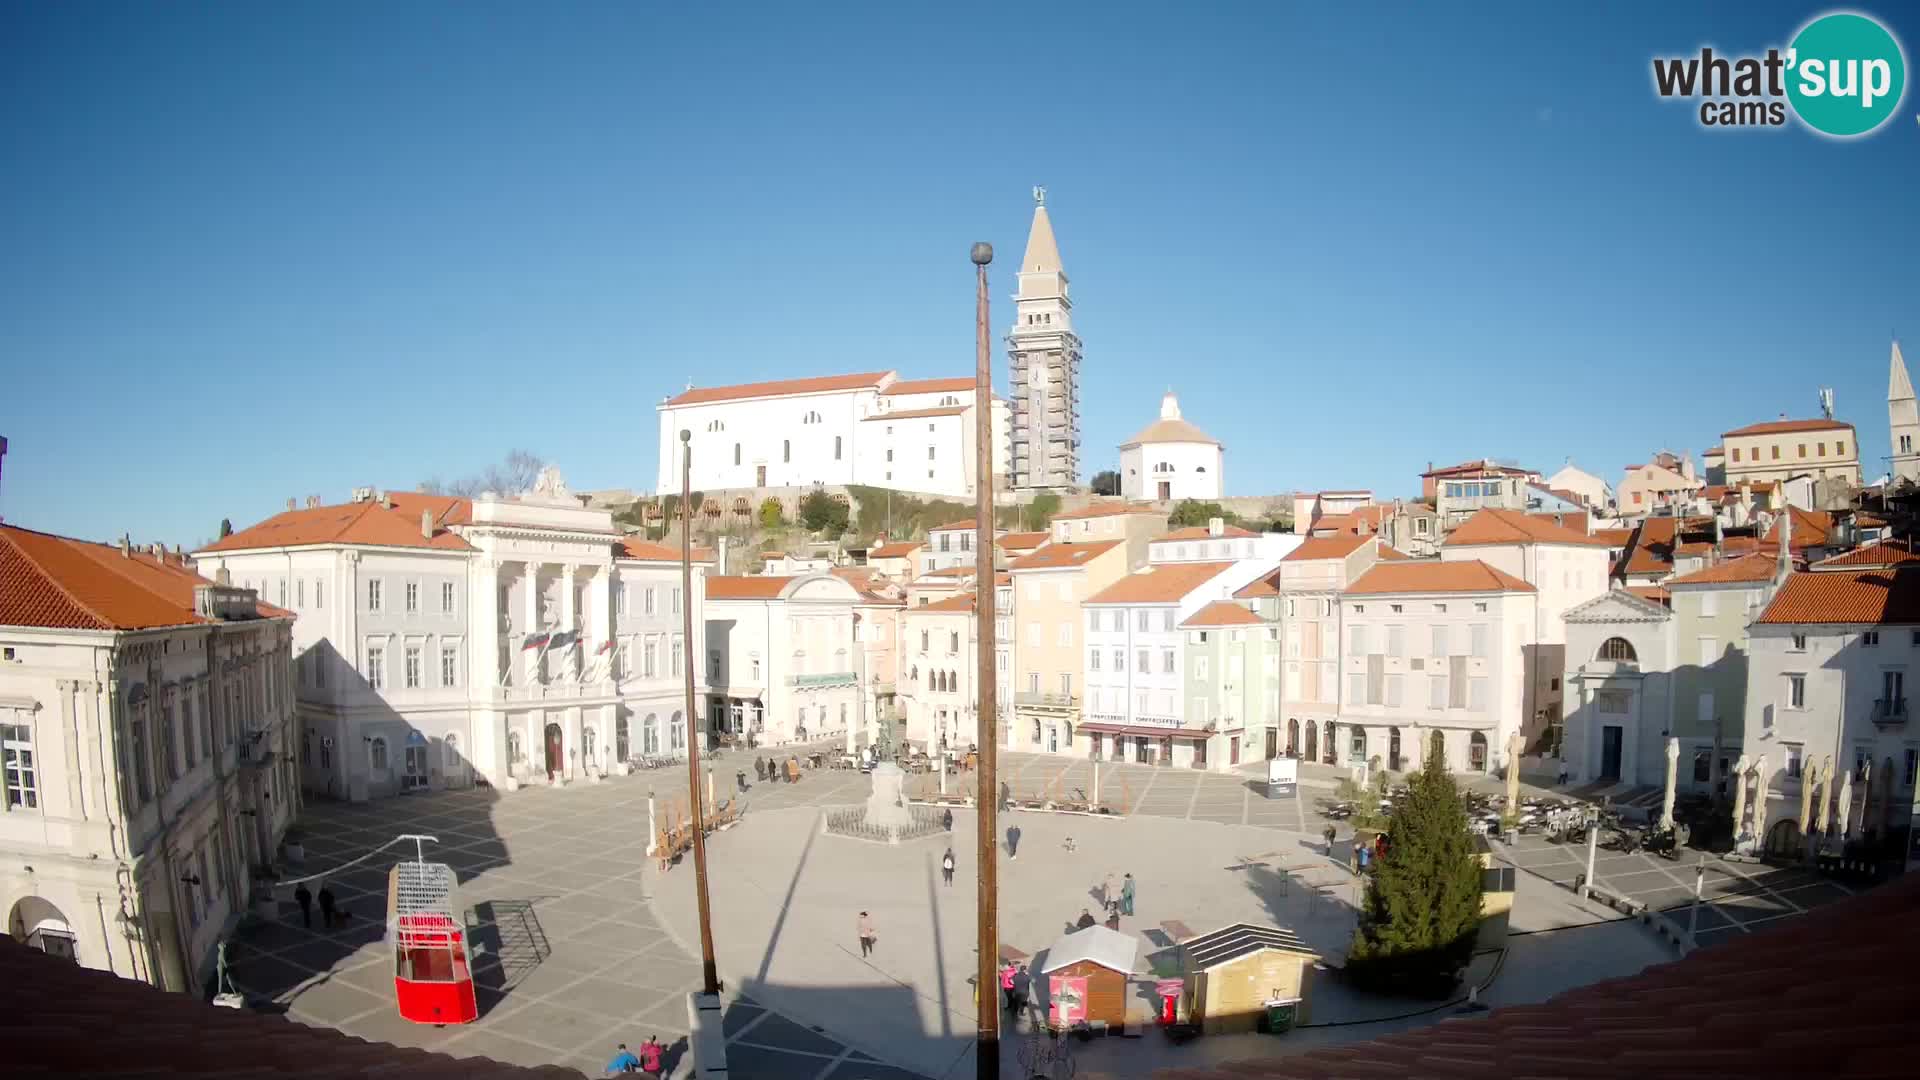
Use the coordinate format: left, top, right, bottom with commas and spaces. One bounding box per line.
1345, 729, 1485, 996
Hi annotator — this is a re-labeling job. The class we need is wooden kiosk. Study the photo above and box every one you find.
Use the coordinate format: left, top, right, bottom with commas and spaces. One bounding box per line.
1177, 922, 1319, 1035
1039, 925, 1136, 1035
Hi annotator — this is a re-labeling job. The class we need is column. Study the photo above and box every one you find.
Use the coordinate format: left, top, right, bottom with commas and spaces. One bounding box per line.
561, 566, 580, 682
591, 565, 613, 686
524, 563, 543, 685
473, 559, 502, 688
1660, 738, 1680, 830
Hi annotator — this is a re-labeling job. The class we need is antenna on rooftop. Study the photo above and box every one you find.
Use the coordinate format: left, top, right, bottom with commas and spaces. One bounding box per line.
1817, 387, 1834, 420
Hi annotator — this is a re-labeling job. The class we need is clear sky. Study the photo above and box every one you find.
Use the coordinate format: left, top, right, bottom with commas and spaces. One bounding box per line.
2, 1, 1917, 547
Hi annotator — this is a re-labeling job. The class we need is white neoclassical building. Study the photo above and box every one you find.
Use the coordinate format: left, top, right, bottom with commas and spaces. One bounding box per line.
193, 473, 707, 800
3, 523, 295, 993
1120, 392, 1223, 502
655, 371, 1010, 500
704, 573, 865, 747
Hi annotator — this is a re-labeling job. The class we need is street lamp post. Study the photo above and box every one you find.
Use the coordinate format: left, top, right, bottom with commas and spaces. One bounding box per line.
970, 240, 1001, 1080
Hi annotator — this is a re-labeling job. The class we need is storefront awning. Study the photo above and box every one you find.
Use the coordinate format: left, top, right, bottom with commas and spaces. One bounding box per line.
1079, 723, 1211, 740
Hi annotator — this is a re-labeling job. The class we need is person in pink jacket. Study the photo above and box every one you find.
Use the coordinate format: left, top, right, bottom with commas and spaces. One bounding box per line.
999, 960, 1018, 1011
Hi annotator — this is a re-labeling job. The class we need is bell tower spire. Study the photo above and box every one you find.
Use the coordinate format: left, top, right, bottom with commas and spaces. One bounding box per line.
1006, 187, 1081, 490
1889, 339, 1919, 484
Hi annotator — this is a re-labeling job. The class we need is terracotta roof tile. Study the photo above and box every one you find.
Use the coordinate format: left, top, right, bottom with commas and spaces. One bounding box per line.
868, 541, 923, 559
1234, 570, 1280, 599
1009, 540, 1122, 571
2, 524, 283, 630
921, 565, 975, 578
706, 575, 795, 600
1444, 509, 1608, 547
1667, 552, 1781, 586
663, 370, 891, 407
860, 406, 968, 421
995, 531, 1049, 551
1594, 528, 1636, 546
1281, 534, 1373, 561
199, 500, 474, 553
1180, 601, 1264, 628
616, 536, 705, 562
1814, 537, 1920, 570
1527, 509, 1590, 534
1757, 566, 1920, 624
1375, 545, 1414, 561
1310, 513, 1360, 534
1764, 506, 1834, 549
1422, 459, 1534, 478
1625, 584, 1671, 607
883, 376, 975, 395
1346, 560, 1534, 596
928, 519, 977, 532
1157, 525, 1258, 541
1050, 501, 1165, 521
921, 592, 977, 613
1154, 870, 1920, 1080
1723, 417, 1854, 437
1086, 562, 1236, 605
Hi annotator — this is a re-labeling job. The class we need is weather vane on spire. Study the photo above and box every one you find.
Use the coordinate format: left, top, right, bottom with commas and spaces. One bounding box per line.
1032, 185, 1046, 206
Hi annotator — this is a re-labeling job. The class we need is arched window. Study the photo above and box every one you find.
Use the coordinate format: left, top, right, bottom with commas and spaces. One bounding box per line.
909, 665, 918, 685
1031, 719, 1042, 742
643, 713, 660, 754
669, 711, 686, 752
444, 732, 461, 770
508, 731, 524, 764
1598, 637, 1638, 663
783, 439, 791, 463
1321, 721, 1336, 764
1062, 721, 1073, 745
369, 736, 389, 771
1469, 731, 1489, 772
583, 727, 597, 766
616, 715, 630, 762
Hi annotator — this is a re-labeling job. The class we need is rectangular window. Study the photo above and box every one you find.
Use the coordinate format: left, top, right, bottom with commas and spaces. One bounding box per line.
1196, 656, 1209, 679
1837, 440, 1847, 456
1060, 673, 1073, 695
1027, 672, 1040, 694
671, 635, 684, 678
277, 579, 287, 607
1863, 630, 1880, 647
1428, 675, 1445, 709
367, 578, 383, 612
1731, 447, 1741, 462
1161, 610, 1174, 632
1137, 610, 1151, 632
1349, 625, 1367, 655
404, 645, 421, 689
645, 588, 657, 616
1790, 632, 1807, 651
315, 577, 325, 608
1470, 624, 1489, 658
951, 630, 961, 654
1785, 744, 1803, 779
441, 644, 459, 687
1057, 624, 1071, 646
1432, 625, 1449, 656
1347, 672, 1366, 704
180, 695, 197, 770
442, 582, 455, 613
1385, 673, 1403, 707
296, 578, 305, 608
1797, 443, 1806, 459
367, 645, 385, 691
644, 637, 658, 678
1469, 676, 1489, 711
1698, 636, 1718, 665
1770, 444, 1780, 460
1089, 649, 1101, 672
1113, 649, 1125, 672
405, 581, 419, 613
1137, 650, 1150, 673
1700, 590, 1717, 617
1162, 649, 1175, 674
672, 586, 682, 614
1786, 673, 1806, 710
2, 723, 37, 809
1386, 625, 1405, 658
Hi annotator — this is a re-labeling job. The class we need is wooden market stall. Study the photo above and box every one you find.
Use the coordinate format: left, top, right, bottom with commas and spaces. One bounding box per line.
1039, 925, 1136, 1035
1177, 922, 1319, 1035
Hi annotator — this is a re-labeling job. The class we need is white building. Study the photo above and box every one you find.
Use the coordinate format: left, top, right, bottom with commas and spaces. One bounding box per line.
1276, 534, 1392, 763
655, 372, 1009, 500
1545, 461, 1615, 512
194, 474, 705, 798
1561, 588, 1680, 792
3, 524, 295, 992
705, 573, 863, 747
1007, 189, 1083, 490
1119, 392, 1223, 502
1147, 522, 1300, 565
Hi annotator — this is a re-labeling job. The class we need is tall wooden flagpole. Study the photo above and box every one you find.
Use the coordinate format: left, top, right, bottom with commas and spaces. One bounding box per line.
970, 240, 1000, 1079
681, 429, 720, 996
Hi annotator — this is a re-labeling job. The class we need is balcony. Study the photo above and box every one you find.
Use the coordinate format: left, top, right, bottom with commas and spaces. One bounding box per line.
493, 680, 617, 704
1872, 697, 1908, 729
789, 672, 858, 689
1015, 690, 1079, 711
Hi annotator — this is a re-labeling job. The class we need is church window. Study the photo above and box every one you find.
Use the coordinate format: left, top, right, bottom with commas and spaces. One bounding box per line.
1837, 440, 1847, 455
734, 443, 741, 465
834, 436, 842, 460
783, 440, 791, 463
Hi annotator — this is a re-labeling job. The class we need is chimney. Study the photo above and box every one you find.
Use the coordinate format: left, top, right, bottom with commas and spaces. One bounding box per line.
718, 536, 730, 575
1208, 516, 1224, 538
118, 534, 130, 558
306, 495, 320, 509
286, 497, 296, 511
215, 567, 232, 586
421, 510, 434, 539
150, 542, 163, 557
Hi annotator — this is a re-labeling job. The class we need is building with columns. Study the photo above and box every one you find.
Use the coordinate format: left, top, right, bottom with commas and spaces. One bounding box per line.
1120, 391, 1223, 502
194, 474, 706, 799
1008, 188, 1082, 490
3, 523, 295, 993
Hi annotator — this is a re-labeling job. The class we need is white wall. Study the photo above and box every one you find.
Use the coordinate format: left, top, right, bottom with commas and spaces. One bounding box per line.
1121, 440, 1224, 501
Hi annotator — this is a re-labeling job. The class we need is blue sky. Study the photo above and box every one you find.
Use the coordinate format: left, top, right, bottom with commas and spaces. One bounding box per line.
2, 1, 1917, 546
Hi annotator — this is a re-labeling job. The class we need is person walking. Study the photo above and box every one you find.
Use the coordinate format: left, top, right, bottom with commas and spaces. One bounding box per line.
317, 884, 337, 929
294, 882, 313, 929
941, 847, 956, 887
856, 911, 877, 958
1101, 872, 1118, 912
606, 1043, 640, 1074
1006, 824, 1021, 860
999, 960, 1017, 1012
941, 807, 954, 832
1011, 963, 1031, 1021
638, 1036, 665, 1078
1120, 872, 1136, 917
754, 756, 766, 782
1323, 824, 1337, 857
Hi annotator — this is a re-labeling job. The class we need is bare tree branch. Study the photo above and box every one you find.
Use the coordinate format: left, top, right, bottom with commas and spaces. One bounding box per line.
421, 451, 546, 498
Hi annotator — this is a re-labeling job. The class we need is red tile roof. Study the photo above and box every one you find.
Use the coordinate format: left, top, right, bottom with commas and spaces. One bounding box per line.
1626, 584, 1672, 607
706, 575, 795, 600
1156, 870, 1920, 1080
1009, 540, 1122, 571
1594, 528, 1636, 547
198, 500, 474, 553
1723, 417, 1854, 437
0, 938, 572, 1078
1180, 600, 1264, 628
1234, 570, 1280, 599
1444, 509, 1609, 547
860, 406, 968, 421
1421, 459, 1534, 478
1051, 501, 1164, 521
1757, 566, 1920, 624
1281, 534, 1373, 561
2, 524, 286, 631
1157, 525, 1258, 541
663, 370, 890, 407
1086, 562, 1236, 604
1764, 506, 1833, 549
1814, 537, 1920, 570
928, 519, 977, 532
1527, 509, 1590, 534
868, 540, 923, 559
883, 376, 975, 396
1346, 560, 1535, 596
1666, 552, 1780, 586
1375, 545, 1414, 561
616, 536, 710, 562
920, 592, 977, 613
995, 531, 1049, 551
1309, 513, 1361, 534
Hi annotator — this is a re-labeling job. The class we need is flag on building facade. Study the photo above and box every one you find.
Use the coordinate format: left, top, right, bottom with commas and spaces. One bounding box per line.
521, 632, 549, 652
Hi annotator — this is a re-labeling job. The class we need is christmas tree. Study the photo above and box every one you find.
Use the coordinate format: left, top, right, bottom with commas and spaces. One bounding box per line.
1345, 729, 1485, 997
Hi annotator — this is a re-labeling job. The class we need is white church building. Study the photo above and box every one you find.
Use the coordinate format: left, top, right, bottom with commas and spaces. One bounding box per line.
1120, 391, 1224, 502
655, 371, 1010, 500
